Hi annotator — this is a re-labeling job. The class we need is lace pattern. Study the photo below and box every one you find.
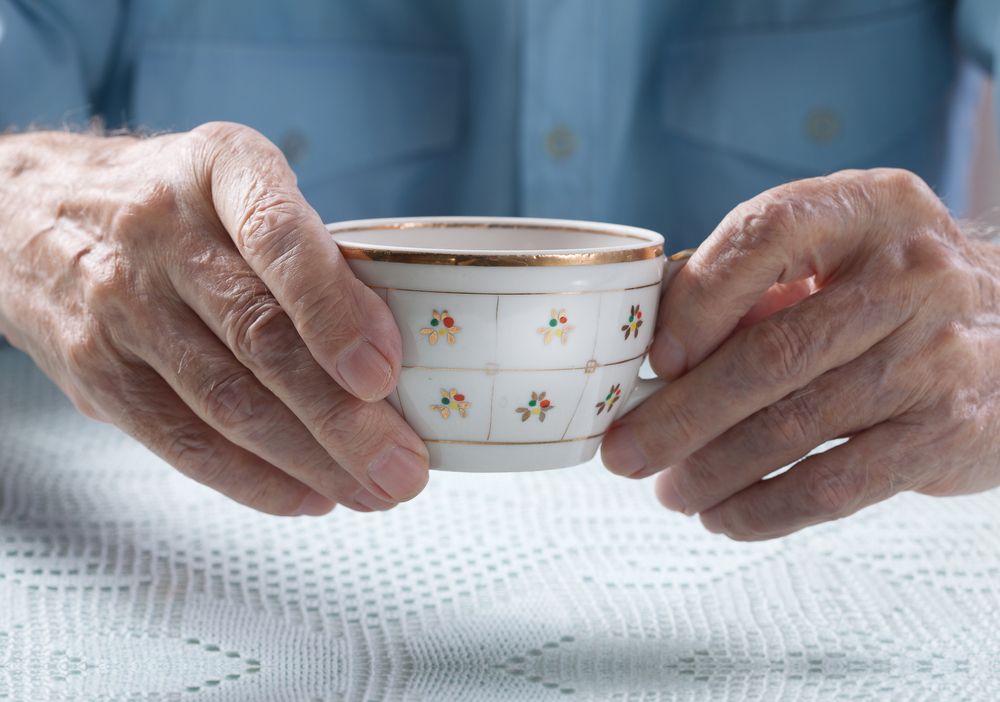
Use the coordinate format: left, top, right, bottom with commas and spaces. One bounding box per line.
1, 348, 998, 700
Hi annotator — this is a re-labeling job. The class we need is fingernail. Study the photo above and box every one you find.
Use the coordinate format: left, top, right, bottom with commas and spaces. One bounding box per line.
351, 488, 396, 512
295, 490, 335, 516
368, 446, 429, 501
601, 425, 647, 476
655, 469, 688, 513
337, 339, 393, 401
652, 329, 687, 380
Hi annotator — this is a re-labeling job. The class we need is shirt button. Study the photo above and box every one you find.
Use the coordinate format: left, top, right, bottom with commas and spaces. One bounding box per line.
804, 108, 842, 145
279, 129, 309, 165
545, 125, 577, 160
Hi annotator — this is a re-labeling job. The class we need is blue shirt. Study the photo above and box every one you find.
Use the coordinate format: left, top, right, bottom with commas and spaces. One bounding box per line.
0, 0, 997, 251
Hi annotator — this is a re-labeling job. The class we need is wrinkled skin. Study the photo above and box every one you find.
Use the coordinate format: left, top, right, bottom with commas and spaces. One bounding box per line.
602, 168, 1000, 540
0, 123, 429, 516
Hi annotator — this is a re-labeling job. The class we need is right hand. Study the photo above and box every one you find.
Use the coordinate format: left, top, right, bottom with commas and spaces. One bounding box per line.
0, 122, 429, 515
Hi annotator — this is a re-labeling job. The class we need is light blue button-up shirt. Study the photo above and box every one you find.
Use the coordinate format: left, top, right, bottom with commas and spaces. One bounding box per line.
0, 0, 997, 252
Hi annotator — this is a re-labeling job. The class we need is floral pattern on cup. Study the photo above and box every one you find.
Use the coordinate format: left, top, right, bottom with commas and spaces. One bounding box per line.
516, 392, 553, 423
431, 388, 470, 419
621, 304, 643, 340
594, 383, 622, 416
538, 308, 574, 345
420, 309, 461, 346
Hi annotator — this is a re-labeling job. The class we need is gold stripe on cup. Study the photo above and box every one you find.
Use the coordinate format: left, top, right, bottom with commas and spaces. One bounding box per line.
329, 221, 664, 267
337, 247, 663, 266
367, 281, 662, 296
424, 432, 605, 446
399, 351, 647, 374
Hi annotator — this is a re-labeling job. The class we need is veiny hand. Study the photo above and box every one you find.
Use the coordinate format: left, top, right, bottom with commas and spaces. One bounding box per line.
0, 123, 429, 515
602, 168, 1000, 540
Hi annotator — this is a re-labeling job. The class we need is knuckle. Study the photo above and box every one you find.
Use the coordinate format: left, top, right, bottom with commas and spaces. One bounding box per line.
227, 288, 297, 369
742, 319, 813, 385
63, 322, 110, 381
67, 393, 96, 418
821, 170, 880, 225
871, 169, 952, 232
903, 232, 958, 273
293, 277, 360, 348
803, 460, 863, 517
875, 225, 959, 294
188, 122, 263, 178
237, 189, 308, 260
109, 176, 181, 231
241, 477, 304, 517
199, 371, 263, 435
928, 321, 966, 359
164, 418, 305, 516
80, 249, 133, 318
728, 196, 797, 253
131, 179, 181, 221
63, 384, 108, 422
104, 184, 183, 268
674, 453, 724, 509
646, 398, 700, 450
193, 121, 250, 141
874, 168, 931, 203
756, 397, 817, 450
193, 121, 296, 195
193, 121, 275, 157
918, 323, 977, 409
312, 396, 384, 457
165, 425, 228, 484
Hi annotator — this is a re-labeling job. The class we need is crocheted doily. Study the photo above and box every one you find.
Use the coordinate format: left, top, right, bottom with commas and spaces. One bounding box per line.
1, 347, 998, 701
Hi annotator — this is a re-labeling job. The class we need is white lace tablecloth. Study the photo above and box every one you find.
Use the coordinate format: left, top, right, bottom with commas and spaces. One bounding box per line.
1, 346, 998, 701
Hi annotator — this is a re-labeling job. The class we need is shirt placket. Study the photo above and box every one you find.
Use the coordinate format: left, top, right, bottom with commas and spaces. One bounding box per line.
519, 0, 603, 219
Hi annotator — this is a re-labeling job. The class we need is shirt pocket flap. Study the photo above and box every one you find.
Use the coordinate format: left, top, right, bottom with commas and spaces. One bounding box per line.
132, 42, 462, 185
660, 4, 953, 174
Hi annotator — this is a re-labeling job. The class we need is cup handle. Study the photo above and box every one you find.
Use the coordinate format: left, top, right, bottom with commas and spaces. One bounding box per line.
620, 247, 697, 416
621, 376, 667, 414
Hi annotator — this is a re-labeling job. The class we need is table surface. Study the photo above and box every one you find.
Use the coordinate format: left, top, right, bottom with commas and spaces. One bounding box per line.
1, 346, 998, 701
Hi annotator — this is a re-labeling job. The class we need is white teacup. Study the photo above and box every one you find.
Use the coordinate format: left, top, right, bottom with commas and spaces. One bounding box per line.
328, 216, 687, 472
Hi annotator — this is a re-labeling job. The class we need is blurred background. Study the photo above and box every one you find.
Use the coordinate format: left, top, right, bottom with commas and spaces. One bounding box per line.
969, 75, 1000, 226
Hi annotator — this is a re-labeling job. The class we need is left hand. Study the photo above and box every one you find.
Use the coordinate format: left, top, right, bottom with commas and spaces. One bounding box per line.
601, 168, 1000, 540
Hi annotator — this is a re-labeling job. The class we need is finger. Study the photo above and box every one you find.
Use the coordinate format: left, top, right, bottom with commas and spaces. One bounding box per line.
653, 338, 912, 514
698, 421, 920, 541
734, 278, 816, 331
194, 122, 402, 401
126, 300, 400, 511
649, 168, 934, 379
165, 241, 429, 502
603, 274, 914, 477
95, 363, 335, 516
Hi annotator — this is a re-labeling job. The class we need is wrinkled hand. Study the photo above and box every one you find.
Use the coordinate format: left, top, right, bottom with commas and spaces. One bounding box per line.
602, 169, 1000, 540
0, 123, 429, 515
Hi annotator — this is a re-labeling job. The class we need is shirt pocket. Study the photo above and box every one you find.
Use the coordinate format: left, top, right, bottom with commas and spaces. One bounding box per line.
659, 1, 954, 176
130, 42, 462, 189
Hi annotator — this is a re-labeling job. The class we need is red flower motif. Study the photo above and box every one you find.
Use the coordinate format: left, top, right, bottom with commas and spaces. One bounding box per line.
622, 305, 644, 340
